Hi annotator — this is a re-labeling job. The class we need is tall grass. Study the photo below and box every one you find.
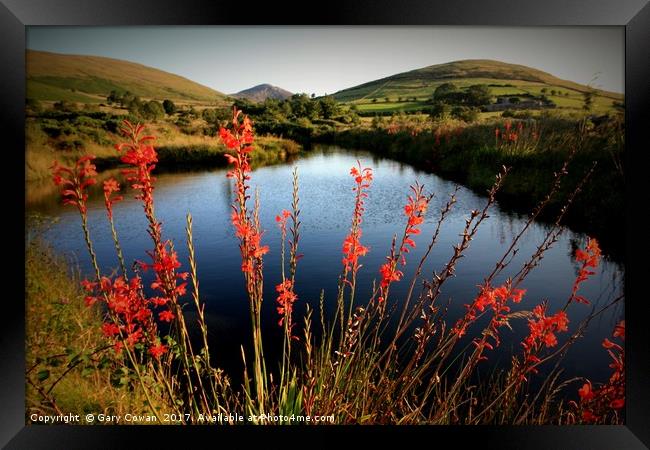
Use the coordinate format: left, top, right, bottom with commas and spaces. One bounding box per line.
27, 108, 624, 425
25, 220, 169, 423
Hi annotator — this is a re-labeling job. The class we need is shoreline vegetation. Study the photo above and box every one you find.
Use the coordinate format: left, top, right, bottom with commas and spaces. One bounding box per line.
26, 231, 165, 422
25, 109, 625, 425
26, 99, 624, 262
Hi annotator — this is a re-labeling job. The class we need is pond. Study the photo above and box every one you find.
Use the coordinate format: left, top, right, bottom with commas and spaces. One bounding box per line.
27, 145, 624, 387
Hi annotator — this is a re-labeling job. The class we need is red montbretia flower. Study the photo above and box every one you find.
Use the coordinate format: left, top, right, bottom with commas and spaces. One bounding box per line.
103, 178, 123, 220
342, 162, 373, 276
221, 107, 269, 282
571, 237, 601, 304
275, 279, 298, 329
51, 155, 98, 215
115, 121, 158, 209
115, 120, 188, 324
452, 283, 526, 340
102, 322, 121, 338
379, 262, 404, 290
159, 310, 175, 322
512, 239, 602, 384
377, 183, 430, 303
82, 274, 164, 358
573, 320, 625, 423
613, 320, 625, 340
140, 240, 188, 312
275, 209, 291, 239
149, 342, 168, 359
342, 233, 369, 272
512, 301, 569, 382
447, 282, 529, 368
523, 304, 569, 351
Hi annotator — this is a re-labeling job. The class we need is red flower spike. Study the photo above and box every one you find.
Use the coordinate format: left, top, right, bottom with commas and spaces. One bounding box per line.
341, 161, 373, 275
51, 156, 98, 217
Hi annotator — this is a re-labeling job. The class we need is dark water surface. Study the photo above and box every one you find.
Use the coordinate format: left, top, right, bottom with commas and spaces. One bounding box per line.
27, 145, 624, 387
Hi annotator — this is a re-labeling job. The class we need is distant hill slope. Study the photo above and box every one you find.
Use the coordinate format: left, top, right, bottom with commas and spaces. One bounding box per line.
26, 50, 226, 103
332, 59, 623, 106
231, 84, 293, 102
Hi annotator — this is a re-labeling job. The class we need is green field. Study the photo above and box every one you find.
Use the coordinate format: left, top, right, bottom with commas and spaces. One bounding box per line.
334, 60, 622, 115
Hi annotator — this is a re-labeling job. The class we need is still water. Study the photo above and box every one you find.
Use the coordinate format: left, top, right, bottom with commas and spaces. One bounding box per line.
27, 145, 624, 385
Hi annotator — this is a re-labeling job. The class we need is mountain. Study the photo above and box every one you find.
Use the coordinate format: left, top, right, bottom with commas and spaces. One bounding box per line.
332, 59, 623, 111
231, 84, 293, 102
26, 50, 225, 103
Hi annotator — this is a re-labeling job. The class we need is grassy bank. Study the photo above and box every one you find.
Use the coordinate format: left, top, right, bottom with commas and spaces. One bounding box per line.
25, 225, 170, 423
26, 106, 624, 262
312, 114, 624, 262
26, 110, 302, 181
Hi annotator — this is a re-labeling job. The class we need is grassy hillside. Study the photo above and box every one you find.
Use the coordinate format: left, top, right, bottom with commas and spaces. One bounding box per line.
27, 50, 226, 104
333, 59, 623, 114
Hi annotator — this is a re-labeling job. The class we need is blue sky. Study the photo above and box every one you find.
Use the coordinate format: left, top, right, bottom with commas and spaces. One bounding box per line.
27, 26, 624, 95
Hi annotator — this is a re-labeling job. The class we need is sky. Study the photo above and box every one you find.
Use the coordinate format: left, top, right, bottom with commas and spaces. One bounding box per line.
26, 26, 624, 95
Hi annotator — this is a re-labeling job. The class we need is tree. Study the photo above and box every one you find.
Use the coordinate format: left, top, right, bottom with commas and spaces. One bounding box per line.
202, 107, 230, 124
142, 100, 165, 120
162, 99, 176, 115
550, 90, 556, 96
371, 98, 378, 103
384, 97, 390, 103
120, 91, 135, 107
107, 90, 119, 105
430, 101, 451, 120
509, 97, 521, 104
465, 85, 492, 106
127, 97, 143, 116
307, 99, 322, 120
281, 101, 293, 118
290, 93, 311, 118
451, 105, 480, 122
433, 82, 458, 102
318, 96, 339, 119
541, 88, 548, 94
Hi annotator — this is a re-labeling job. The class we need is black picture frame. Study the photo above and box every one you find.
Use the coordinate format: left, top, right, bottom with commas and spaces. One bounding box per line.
4, 0, 648, 447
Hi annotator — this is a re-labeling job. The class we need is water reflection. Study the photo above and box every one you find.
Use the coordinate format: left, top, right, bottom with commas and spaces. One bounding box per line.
26, 145, 624, 384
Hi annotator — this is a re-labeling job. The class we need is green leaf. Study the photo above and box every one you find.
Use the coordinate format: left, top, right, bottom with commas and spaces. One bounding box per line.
68, 352, 82, 367
46, 356, 62, 367
37, 369, 50, 382
97, 355, 111, 370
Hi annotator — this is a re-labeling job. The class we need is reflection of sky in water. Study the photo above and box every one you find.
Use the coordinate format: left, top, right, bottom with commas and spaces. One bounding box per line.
29, 146, 624, 386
